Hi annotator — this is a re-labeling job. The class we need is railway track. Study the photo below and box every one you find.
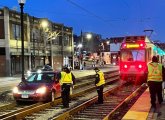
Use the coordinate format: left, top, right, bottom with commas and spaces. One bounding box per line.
0, 70, 119, 120
53, 83, 147, 120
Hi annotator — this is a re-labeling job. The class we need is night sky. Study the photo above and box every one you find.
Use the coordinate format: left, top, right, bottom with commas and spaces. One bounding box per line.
1, 0, 165, 42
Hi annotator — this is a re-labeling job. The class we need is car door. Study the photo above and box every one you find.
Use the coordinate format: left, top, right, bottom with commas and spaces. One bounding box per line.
53, 72, 61, 97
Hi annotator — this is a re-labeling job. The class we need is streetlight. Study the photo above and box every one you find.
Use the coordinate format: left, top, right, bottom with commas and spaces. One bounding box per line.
41, 20, 48, 28
79, 31, 92, 70
18, 0, 26, 81
77, 43, 82, 48
77, 43, 82, 57
86, 33, 92, 39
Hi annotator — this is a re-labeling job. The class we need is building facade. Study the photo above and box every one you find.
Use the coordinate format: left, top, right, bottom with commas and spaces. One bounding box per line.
0, 7, 74, 76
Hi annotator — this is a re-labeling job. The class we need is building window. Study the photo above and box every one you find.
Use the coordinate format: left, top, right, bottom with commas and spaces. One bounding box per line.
52, 37, 59, 45
11, 24, 21, 40
0, 19, 4, 39
64, 35, 69, 46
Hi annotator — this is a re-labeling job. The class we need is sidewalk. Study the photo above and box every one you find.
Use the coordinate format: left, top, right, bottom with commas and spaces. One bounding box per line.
72, 67, 118, 78
1, 65, 118, 81
122, 87, 165, 120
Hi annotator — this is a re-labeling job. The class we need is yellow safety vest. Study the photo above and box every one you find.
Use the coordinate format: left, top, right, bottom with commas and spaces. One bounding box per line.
147, 62, 162, 82
60, 71, 72, 85
96, 71, 105, 86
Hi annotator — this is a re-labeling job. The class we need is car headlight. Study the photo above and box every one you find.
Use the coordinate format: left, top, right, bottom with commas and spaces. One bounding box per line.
13, 87, 19, 94
36, 87, 47, 94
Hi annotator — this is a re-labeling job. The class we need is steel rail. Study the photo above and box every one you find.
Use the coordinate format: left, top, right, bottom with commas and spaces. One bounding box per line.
0, 102, 16, 111
52, 83, 147, 120
103, 83, 147, 120
1, 70, 119, 120
0, 102, 41, 119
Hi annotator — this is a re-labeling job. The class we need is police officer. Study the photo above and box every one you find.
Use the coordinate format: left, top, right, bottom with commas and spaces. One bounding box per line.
58, 67, 75, 108
147, 56, 165, 108
94, 67, 105, 104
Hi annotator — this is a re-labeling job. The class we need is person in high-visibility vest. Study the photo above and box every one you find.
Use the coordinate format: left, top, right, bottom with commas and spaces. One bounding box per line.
94, 67, 105, 104
147, 56, 165, 108
58, 66, 75, 108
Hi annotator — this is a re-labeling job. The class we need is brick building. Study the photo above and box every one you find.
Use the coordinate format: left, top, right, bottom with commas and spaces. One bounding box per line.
0, 7, 74, 76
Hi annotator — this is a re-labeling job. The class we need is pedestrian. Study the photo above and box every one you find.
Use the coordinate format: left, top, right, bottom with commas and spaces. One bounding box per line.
147, 56, 165, 109
92, 60, 94, 67
58, 66, 76, 108
94, 67, 105, 104
83, 61, 86, 69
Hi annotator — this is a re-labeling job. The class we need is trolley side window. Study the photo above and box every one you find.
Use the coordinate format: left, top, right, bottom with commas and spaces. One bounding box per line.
121, 50, 145, 62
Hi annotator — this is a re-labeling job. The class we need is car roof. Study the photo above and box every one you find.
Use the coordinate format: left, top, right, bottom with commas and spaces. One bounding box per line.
31, 71, 58, 74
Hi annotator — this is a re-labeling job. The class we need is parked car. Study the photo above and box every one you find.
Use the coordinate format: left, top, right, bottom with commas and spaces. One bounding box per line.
13, 71, 61, 103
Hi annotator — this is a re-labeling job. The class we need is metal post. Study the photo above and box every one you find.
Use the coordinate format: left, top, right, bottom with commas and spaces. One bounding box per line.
61, 25, 64, 68
33, 33, 35, 68
80, 30, 83, 70
19, 3, 25, 81
32, 17, 35, 69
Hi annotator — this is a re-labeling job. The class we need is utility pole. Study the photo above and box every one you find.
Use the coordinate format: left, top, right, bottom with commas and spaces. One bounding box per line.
61, 25, 64, 68
18, 0, 26, 81
80, 30, 83, 70
32, 16, 35, 69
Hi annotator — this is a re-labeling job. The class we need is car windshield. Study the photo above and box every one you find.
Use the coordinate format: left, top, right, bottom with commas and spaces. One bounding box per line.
26, 73, 55, 83
121, 50, 145, 62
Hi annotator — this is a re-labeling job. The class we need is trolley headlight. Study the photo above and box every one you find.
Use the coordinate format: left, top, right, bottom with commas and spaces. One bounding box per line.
138, 64, 142, 69
13, 87, 19, 94
36, 87, 47, 94
124, 64, 128, 68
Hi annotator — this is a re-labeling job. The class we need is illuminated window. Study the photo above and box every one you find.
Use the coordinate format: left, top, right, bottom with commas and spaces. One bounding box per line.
11, 24, 21, 40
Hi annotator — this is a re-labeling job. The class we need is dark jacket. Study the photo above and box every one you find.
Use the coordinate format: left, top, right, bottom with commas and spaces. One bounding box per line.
163, 65, 165, 81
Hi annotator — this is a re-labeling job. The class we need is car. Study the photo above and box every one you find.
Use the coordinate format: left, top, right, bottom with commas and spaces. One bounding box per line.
13, 71, 61, 103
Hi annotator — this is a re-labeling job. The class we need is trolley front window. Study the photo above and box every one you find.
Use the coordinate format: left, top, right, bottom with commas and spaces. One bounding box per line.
121, 50, 145, 62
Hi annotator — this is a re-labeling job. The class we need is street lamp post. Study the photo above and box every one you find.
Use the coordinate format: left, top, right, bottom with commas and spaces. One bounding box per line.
79, 31, 92, 70
40, 20, 61, 67
41, 20, 49, 65
18, 0, 26, 81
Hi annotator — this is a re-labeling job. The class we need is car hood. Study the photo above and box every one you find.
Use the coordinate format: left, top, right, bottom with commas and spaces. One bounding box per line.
17, 82, 51, 91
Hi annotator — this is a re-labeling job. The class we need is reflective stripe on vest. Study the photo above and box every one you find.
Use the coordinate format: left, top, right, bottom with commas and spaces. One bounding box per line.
147, 62, 162, 82
96, 71, 105, 86
60, 72, 72, 84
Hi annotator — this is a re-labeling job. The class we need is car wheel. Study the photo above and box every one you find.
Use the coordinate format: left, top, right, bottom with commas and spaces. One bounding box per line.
51, 91, 55, 102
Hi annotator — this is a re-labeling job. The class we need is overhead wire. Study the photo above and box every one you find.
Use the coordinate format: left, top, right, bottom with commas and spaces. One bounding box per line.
66, 0, 107, 23
66, 0, 154, 25
0, 2, 160, 24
